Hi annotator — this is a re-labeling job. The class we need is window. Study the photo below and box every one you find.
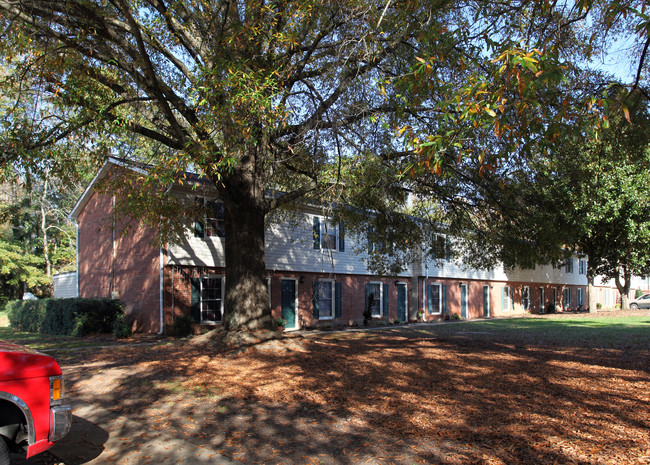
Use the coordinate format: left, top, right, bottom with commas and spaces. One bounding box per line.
577, 288, 584, 307
522, 286, 531, 311
502, 286, 513, 311
321, 219, 338, 250
427, 283, 442, 314
313, 217, 344, 252
191, 276, 223, 324
194, 199, 225, 238
539, 287, 545, 312
366, 283, 383, 317
579, 259, 587, 275
431, 234, 450, 260
565, 258, 574, 273
205, 202, 226, 237
317, 280, 335, 319
564, 288, 571, 308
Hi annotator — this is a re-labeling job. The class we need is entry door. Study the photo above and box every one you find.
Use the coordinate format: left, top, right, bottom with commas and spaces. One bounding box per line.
483, 285, 490, 317
460, 284, 468, 319
397, 283, 407, 322
281, 279, 297, 329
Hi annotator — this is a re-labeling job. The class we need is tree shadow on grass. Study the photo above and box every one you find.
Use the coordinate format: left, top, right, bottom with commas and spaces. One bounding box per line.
58, 329, 650, 464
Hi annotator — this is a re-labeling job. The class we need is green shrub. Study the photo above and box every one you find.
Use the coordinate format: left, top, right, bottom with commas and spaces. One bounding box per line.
71, 313, 89, 337
597, 302, 603, 309
112, 314, 132, 339
636, 289, 644, 298
7, 298, 125, 336
7, 300, 44, 333
172, 314, 195, 338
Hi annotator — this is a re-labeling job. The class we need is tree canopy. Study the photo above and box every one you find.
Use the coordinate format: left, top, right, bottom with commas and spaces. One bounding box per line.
0, 0, 648, 329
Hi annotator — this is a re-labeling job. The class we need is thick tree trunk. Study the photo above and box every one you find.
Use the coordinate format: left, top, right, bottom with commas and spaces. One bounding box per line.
587, 274, 597, 313
615, 267, 631, 309
218, 144, 274, 333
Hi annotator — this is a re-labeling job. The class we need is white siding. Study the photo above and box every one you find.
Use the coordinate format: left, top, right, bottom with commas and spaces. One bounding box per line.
53, 272, 78, 298
422, 256, 588, 286
166, 206, 586, 286
168, 211, 413, 276
168, 233, 226, 267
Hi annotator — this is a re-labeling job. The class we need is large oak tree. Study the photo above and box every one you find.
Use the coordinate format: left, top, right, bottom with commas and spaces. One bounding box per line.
0, 0, 648, 331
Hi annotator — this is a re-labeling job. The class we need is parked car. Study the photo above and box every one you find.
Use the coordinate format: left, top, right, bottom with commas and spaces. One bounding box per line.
630, 293, 650, 309
0, 341, 71, 464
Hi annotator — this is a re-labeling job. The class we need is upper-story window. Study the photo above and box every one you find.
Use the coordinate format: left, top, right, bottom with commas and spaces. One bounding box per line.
430, 234, 450, 260
194, 199, 225, 238
578, 259, 587, 275
313, 216, 345, 252
565, 258, 574, 273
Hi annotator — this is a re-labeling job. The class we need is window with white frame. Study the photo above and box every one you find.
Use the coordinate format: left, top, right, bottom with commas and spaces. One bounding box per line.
577, 288, 584, 307
366, 282, 382, 317
578, 259, 587, 275
313, 217, 344, 252
565, 258, 574, 273
317, 280, 335, 319
522, 286, 531, 311
427, 283, 442, 314
200, 276, 223, 323
503, 286, 513, 311
563, 288, 571, 308
321, 219, 337, 250
194, 199, 226, 238
431, 235, 449, 259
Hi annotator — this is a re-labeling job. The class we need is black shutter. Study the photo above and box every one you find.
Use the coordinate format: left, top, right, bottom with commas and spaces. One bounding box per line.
190, 278, 201, 323
338, 223, 345, 252
313, 217, 321, 249
335, 282, 342, 318
383, 283, 389, 317
194, 221, 205, 238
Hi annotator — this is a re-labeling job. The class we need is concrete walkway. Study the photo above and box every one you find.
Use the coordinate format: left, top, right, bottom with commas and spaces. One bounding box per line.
49, 400, 237, 465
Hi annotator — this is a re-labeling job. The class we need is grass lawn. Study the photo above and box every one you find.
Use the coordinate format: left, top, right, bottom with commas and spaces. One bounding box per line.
50, 311, 650, 465
410, 314, 650, 350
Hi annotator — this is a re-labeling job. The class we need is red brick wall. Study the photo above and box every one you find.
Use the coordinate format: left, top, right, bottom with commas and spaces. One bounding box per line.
77, 191, 162, 332
268, 272, 408, 328
78, 193, 114, 299
163, 266, 226, 333
164, 267, 589, 331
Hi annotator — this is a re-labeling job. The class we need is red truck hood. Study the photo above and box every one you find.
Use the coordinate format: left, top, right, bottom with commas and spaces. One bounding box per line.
0, 341, 62, 382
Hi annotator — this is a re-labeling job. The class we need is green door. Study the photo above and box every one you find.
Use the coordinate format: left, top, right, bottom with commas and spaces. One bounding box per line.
483, 285, 490, 317
397, 283, 407, 322
460, 284, 468, 319
281, 279, 296, 329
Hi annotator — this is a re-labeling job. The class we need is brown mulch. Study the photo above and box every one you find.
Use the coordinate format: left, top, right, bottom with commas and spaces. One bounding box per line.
55, 312, 650, 465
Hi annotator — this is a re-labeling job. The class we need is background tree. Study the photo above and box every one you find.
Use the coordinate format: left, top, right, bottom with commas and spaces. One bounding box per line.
0, 165, 82, 302
1, 0, 648, 331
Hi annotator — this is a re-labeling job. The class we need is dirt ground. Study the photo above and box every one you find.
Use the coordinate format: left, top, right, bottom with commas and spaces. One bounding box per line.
54, 311, 650, 465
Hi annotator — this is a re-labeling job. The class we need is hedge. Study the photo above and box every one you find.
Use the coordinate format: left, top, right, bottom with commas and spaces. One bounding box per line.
6, 298, 126, 337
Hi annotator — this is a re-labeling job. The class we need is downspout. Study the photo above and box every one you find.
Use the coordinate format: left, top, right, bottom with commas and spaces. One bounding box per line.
75, 222, 80, 297
158, 247, 164, 335
422, 261, 429, 322
158, 183, 174, 335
